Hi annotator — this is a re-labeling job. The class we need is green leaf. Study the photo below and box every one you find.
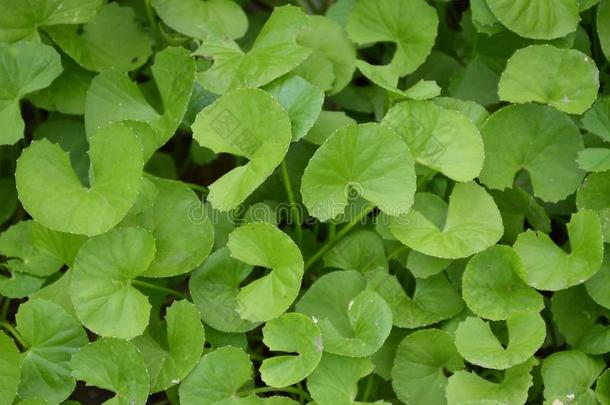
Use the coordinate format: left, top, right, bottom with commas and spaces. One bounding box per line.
577, 172, 610, 242
71, 338, 150, 405
391, 329, 464, 405
228, 223, 304, 322
133, 300, 205, 392
382, 100, 484, 182
367, 271, 464, 329
406, 251, 452, 279
194, 5, 311, 94
122, 178, 214, 278
446, 357, 537, 405
498, 45, 599, 114
346, 0, 438, 77
323, 230, 388, 273
189, 247, 260, 333
45, 3, 152, 72
266, 75, 324, 142
85, 46, 194, 161
542, 350, 605, 405
0, 332, 21, 405
433, 97, 490, 128
552, 286, 610, 355
513, 210, 604, 291
0, 221, 63, 277
585, 250, 610, 309
598, 0, 610, 60
296, 271, 392, 357
28, 57, 94, 115
304, 110, 355, 145
471, 0, 503, 34
29, 270, 76, 317
306, 353, 374, 404
582, 96, 610, 142
16, 299, 88, 403
192, 88, 291, 211
296, 15, 356, 94
70, 227, 156, 339
597, 369, 610, 405
577, 148, 610, 172
0, 0, 103, 42
479, 103, 585, 203
0, 265, 45, 299
485, 0, 580, 39
16, 123, 143, 236
179, 346, 256, 405
301, 123, 416, 222
152, 0, 248, 40
462, 246, 544, 321
455, 314, 546, 370
260, 312, 323, 387
0, 41, 62, 145
29, 222, 86, 268
389, 183, 503, 259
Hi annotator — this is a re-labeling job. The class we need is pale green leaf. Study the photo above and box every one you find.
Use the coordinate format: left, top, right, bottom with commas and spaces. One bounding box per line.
16, 123, 143, 236
479, 103, 585, 203
0, 332, 21, 405
70, 227, 155, 339
499, 45, 599, 114
542, 351, 604, 405
192, 88, 291, 211
323, 230, 388, 274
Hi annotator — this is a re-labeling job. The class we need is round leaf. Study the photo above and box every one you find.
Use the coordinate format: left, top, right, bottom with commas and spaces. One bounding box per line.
499, 45, 599, 114
479, 103, 585, 203
513, 210, 604, 291
346, 0, 438, 77
194, 5, 311, 94
367, 271, 464, 329
70, 227, 156, 339
192, 88, 292, 211
382, 100, 485, 182
133, 300, 205, 392
16, 299, 88, 403
542, 350, 605, 405
16, 123, 144, 236
301, 123, 416, 222
446, 357, 537, 405
552, 286, 610, 355
179, 346, 255, 405
391, 329, 464, 405
462, 246, 544, 321
455, 314, 546, 370
323, 230, 388, 273
152, 0, 248, 40
228, 223, 304, 322
189, 248, 260, 333
71, 338, 150, 405
122, 178, 214, 278
577, 171, 610, 242
389, 183, 503, 259
306, 353, 374, 405
260, 313, 323, 387
485, 0, 580, 39
585, 249, 610, 309
296, 271, 392, 357
45, 3, 151, 72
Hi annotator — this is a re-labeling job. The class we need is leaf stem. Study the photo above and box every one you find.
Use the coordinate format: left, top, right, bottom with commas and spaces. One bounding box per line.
280, 161, 303, 245
132, 280, 187, 299
144, 0, 162, 47
304, 205, 375, 271
361, 374, 375, 402
1, 297, 10, 320
0, 320, 26, 348
242, 386, 312, 401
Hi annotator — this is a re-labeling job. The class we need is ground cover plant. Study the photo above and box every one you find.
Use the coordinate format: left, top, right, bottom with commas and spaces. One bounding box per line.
2, 0, 610, 404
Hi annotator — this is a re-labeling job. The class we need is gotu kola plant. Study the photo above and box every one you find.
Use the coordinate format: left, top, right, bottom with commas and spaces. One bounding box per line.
2, 0, 610, 404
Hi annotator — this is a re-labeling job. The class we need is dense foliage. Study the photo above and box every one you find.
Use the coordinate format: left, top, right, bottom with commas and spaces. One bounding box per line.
1, 0, 610, 404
